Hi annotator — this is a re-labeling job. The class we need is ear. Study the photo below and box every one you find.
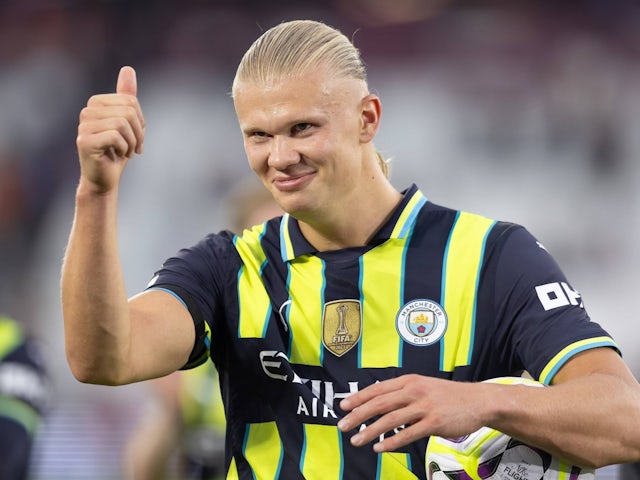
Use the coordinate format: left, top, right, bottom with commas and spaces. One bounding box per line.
360, 94, 381, 143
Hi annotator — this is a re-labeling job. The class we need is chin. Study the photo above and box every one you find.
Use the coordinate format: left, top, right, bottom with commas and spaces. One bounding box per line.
275, 192, 306, 214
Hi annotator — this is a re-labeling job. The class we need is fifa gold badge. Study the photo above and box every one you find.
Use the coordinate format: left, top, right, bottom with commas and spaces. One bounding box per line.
322, 300, 362, 357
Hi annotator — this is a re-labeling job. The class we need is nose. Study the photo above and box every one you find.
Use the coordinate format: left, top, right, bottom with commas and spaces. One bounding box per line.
268, 135, 299, 169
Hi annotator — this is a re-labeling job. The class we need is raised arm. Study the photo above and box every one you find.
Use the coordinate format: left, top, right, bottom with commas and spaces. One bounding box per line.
61, 67, 195, 386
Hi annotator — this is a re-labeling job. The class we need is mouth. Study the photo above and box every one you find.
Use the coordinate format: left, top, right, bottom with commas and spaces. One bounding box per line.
272, 171, 316, 192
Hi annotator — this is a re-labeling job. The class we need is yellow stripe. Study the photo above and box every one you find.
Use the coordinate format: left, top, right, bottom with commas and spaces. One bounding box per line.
426, 440, 482, 480
179, 363, 225, 430
378, 452, 418, 479
226, 457, 239, 480
390, 190, 423, 238
236, 226, 271, 338
243, 421, 282, 479
360, 239, 405, 368
556, 462, 569, 480
441, 212, 494, 372
426, 429, 502, 480
289, 255, 324, 365
301, 424, 342, 480
539, 336, 617, 385
0, 316, 23, 359
281, 214, 295, 260
0, 396, 40, 434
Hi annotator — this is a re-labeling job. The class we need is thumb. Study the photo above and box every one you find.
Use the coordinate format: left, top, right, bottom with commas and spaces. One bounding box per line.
116, 66, 137, 96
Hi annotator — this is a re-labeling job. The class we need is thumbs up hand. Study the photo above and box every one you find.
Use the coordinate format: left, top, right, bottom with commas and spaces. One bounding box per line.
76, 66, 146, 194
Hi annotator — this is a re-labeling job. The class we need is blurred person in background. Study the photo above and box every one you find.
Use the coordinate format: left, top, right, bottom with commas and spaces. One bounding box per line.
123, 178, 282, 480
62, 19, 640, 478
0, 141, 51, 480
0, 314, 49, 480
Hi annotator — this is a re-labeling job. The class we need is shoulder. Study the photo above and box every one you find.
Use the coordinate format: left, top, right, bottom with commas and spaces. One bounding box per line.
419, 201, 524, 249
486, 224, 563, 278
413, 196, 554, 273
168, 230, 239, 268
147, 231, 241, 297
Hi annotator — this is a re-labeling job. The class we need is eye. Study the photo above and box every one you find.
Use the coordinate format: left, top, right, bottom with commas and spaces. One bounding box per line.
291, 123, 313, 135
246, 130, 272, 143
251, 131, 270, 138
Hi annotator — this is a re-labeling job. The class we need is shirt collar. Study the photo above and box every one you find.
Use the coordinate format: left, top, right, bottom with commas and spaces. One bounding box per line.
279, 184, 427, 262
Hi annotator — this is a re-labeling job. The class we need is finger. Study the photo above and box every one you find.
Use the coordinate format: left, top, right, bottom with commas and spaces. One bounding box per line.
78, 117, 139, 159
80, 106, 144, 154
77, 129, 131, 160
346, 406, 416, 447
84, 98, 146, 153
116, 66, 145, 154
340, 377, 405, 412
338, 392, 406, 433
117, 66, 137, 96
371, 421, 426, 453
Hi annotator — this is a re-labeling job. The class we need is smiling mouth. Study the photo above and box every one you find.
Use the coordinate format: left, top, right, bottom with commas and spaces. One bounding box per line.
273, 172, 315, 192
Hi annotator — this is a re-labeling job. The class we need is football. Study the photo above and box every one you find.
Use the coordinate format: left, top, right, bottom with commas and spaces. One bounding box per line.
425, 377, 595, 480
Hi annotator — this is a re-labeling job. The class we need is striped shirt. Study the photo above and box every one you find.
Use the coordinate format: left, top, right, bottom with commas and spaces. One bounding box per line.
149, 184, 616, 480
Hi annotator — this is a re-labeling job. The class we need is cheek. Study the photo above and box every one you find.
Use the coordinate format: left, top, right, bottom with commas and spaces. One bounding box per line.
245, 144, 268, 174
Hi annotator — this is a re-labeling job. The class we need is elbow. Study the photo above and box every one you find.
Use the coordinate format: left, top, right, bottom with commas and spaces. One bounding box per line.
568, 438, 640, 470
585, 450, 640, 471
67, 363, 108, 386
65, 348, 128, 386
559, 454, 610, 472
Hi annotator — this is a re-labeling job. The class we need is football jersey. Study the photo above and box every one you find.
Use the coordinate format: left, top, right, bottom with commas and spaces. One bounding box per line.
148, 184, 616, 480
0, 316, 49, 432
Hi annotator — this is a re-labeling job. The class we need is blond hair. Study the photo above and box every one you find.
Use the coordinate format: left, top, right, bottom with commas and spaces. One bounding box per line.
233, 20, 390, 178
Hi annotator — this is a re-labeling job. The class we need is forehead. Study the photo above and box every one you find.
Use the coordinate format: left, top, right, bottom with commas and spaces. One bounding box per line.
233, 73, 366, 129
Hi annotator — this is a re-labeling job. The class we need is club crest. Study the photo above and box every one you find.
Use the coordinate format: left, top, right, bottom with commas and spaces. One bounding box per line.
396, 299, 447, 346
322, 300, 362, 357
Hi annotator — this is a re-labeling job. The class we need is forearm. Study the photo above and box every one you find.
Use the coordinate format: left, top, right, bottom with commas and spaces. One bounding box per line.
61, 185, 131, 385
490, 372, 640, 467
339, 354, 640, 468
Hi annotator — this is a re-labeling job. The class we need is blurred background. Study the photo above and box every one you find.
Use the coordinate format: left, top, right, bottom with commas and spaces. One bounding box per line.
0, 0, 638, 478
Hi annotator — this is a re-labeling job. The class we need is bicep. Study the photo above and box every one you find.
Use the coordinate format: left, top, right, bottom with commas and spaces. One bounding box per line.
128, 289, 196, 381
552, 347, 637, 387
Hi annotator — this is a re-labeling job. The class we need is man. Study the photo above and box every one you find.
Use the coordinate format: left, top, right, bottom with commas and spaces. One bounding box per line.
62, 20, 640, 479
0, 315, 49, 480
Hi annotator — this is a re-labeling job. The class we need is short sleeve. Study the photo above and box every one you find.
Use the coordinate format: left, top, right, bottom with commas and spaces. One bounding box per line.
490, 226, 617, 384
146, 231, 240, 369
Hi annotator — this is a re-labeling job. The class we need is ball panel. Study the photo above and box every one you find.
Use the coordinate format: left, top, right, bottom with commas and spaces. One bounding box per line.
425, 377, 595, 480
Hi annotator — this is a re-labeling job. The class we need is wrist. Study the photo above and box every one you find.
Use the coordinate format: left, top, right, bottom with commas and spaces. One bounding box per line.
482, 379, 542, 434
75, 178, 119, 201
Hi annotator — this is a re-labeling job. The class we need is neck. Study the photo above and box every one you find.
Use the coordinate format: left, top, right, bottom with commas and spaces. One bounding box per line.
298, 179, 403, 251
